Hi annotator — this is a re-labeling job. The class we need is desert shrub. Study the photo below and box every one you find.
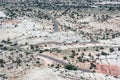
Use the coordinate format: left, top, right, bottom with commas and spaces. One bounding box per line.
109, 48, 114, 53
65, 64, 77, 70
101, 51, 108, 56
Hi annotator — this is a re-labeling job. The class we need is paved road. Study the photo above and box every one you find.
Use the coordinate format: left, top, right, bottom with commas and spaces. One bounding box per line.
39, 53, 68, 65
39, 53, 92, 73
40, 9, 60, 32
